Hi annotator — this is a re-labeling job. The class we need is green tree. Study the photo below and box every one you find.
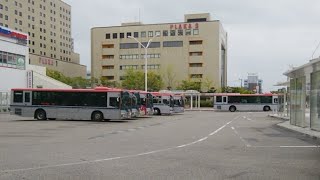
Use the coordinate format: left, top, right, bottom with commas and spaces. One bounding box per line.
177, 80, 201, 92
121, 69, 163, 91
46, 69, 90, 89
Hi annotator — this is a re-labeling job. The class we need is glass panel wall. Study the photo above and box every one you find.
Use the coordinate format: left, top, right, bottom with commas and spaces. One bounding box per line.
310, 71, 320, 131
290, 77, 306, 127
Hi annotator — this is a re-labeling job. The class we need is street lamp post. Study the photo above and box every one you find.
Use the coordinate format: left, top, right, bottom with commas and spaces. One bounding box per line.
128, 36, 157, 92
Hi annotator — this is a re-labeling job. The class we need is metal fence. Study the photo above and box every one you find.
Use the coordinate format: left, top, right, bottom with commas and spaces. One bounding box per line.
0, 92, 10, 113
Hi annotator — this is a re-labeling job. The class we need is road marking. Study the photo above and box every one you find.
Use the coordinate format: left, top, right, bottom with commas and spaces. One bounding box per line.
231, 126, 251, 147
251, 145, 320, 148
0, 117, 237, 173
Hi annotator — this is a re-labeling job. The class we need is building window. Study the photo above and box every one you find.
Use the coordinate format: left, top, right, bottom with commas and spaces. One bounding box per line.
148, 31, 153, 37
120, 43, 139, 49
113, 33, 117, 39
5, 15, 8, 20
170, 30, 176, 36
102, 65, 115, 69
163, 41, 183, 47
141, 42, 161, 48
141, 31, 146, 38
120, 65, 138, 70
102, 44, 114, 48
141, 54, 161, 59
0, 14, 2, 18
189, 52, 203, 56
103, 76, 114, 80
178, 29, 183, 36
134, 32, 139, 38
193, 29, 199, 35
126, 32, 132, 38
120, 54, 140, 60
141, 64, 160, 70
102, 55, 114, 59
0, 4, 2, 9
190, 74, 203, 78
105, 33, 111, 39
186, 29, 192, 36
189, 40, 203, 45
163, 30, 168, 36
155, 31, 161, 37
189, 63, 203, 67
120, 33, 124, 39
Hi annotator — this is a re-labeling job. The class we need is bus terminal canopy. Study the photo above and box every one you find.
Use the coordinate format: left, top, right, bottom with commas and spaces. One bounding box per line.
159, 90, 201, 109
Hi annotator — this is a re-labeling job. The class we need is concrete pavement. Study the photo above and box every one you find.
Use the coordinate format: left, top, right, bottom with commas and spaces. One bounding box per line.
0, 112, 319, 179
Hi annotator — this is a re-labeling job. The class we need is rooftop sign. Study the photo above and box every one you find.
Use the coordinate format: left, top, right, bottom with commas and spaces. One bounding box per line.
0, 26, 28, 45
170, 23, 199, 30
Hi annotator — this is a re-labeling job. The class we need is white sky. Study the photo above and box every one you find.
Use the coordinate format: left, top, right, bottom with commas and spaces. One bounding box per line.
64, 0, 320, 92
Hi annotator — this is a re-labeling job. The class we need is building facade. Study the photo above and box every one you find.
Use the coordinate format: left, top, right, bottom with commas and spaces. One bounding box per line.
0, 26, 71, 92
91, 13, 227, 90
243, 73, 263, 93
0, 0, 86, 77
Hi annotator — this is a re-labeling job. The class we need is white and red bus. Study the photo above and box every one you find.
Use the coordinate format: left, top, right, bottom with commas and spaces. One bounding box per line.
213, 93, 278, 112
130, 90, 154, 116
151, 92, 174, 115
10, 88, 132, 120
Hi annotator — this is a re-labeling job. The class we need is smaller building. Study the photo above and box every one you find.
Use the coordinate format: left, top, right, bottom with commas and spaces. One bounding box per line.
243, 73, 263, 93
284, 58, 320, 132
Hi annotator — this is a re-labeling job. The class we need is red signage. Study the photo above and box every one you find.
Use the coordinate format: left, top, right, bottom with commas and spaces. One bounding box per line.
170, 23, 199, 30
39, 57, 54, 66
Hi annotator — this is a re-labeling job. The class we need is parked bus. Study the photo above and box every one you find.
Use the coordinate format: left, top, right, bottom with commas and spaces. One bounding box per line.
213, 93, 278, 112
151, 92, 174, 115
10, 88, 132, 121
173, 94, 185, 113
129, 92, 140, 118
132, 91, 153, 116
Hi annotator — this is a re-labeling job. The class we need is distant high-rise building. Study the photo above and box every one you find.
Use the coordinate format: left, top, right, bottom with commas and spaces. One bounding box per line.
0, 0, 86, 77
243, 73, 263, 93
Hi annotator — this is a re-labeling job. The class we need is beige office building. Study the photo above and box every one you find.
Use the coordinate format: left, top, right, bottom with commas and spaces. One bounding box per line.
0, 0, 86, 78
91, 13, 227, 90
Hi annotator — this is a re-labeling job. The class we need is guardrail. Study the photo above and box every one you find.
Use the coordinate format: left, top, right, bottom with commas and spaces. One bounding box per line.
0, 92, 10, 113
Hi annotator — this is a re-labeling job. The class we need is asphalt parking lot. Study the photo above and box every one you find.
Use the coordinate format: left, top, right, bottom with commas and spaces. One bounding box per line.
0, 111, 319, 180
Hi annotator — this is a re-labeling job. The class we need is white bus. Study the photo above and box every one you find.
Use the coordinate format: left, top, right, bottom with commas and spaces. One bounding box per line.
10, 88, 132, 121
151, 92, 174, 115
213, 93, 278, 112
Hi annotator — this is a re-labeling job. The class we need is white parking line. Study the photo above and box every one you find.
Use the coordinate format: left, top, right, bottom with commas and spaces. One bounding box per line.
231, 126, 251, 147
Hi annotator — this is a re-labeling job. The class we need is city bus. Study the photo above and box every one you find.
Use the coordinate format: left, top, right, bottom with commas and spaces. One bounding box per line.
129, 92, 139, 118
10, 88, 132, 121
173, 94, 185, 113
151, 92, 174, 115
132, 91, 154, 116
213, 93, 279, 112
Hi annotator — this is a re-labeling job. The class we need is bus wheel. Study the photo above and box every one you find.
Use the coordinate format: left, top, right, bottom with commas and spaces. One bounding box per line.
91, 111, 104, 121
154, 108, 161, 115
263, 106, 271, 111
35, 109, 47, 120
229, 106, 236, 112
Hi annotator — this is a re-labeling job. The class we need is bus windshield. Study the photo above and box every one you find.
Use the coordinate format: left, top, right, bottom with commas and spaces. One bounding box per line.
121, 92, 131, 111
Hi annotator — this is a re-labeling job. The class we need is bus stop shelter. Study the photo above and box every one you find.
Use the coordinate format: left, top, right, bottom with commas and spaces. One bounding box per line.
160, 90, 201, 110
284, 58, 320, 131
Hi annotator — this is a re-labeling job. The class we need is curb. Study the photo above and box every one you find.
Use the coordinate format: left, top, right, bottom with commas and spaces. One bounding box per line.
268, 114, 289, 121
276, 122, 320, 140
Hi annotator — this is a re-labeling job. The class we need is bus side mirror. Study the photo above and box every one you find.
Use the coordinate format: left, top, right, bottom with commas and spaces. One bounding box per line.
117, 97, 120, 102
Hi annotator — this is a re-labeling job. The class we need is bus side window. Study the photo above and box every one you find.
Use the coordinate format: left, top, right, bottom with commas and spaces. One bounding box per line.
24, 92, 30, 103
274, 98, 278, 104
216, 96, 222, 103
13, 91, 23, 103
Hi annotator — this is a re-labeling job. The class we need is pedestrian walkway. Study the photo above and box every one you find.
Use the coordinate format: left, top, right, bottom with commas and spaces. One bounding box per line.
269, 113, 320, 139
277, 121, 320, 139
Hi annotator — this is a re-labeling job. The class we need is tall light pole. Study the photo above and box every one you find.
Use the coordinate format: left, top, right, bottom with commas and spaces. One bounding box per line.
128, 35, 158, 92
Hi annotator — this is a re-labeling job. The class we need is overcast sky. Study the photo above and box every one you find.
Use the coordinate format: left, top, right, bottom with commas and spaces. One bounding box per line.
64, 0, 320, 92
